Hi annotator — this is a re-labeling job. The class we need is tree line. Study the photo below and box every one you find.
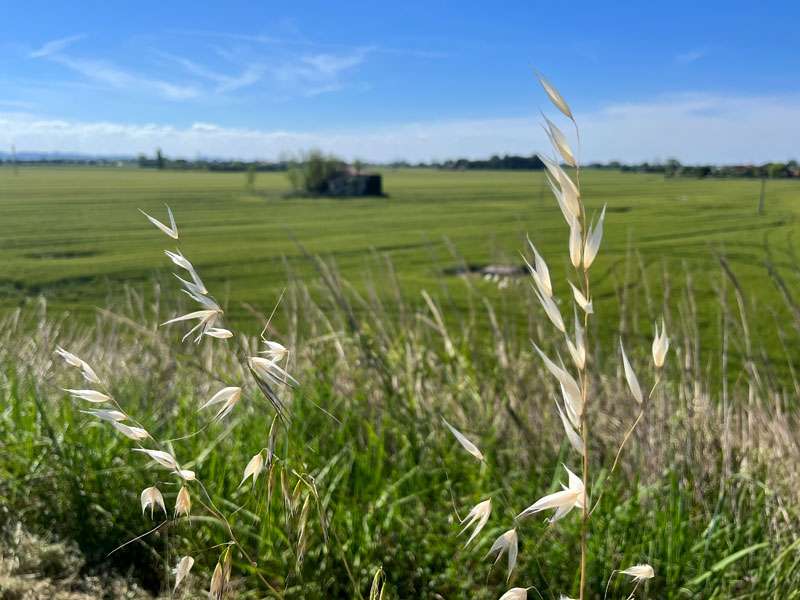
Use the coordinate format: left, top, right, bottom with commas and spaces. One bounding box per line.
4, 149, 799, 179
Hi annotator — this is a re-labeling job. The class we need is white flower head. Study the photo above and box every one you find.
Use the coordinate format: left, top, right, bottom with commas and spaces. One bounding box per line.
620, 340, 644, 404
652, 319, 669, 368
556, 400, 584, 454
239, 451, 265, 488
568, 217, 582, 268
540, 156, 580, 224
175, 486, 191, 518
536, 71, 573, 120
459, 498, 492, 547
517, 465, 585, 523
532, 284, 565, 333
442, 417, 484, 461
485, 528, 518, 582
544, 116, 576, 167
161, 308, 222, 343
498, 587, 528, 600
173, 556, 194, 593
260, 340, 289, 361
63, 389, 111, 403
140, 486, 166, 518
80, 409, 127, 422
164, 249, 206, 294
568, 282, 593, 314
621, 563, 655, 581
111, 421, 149, 440
139, 205, 178, 239
524, 238, 552, 298
55, 346, 101, 384
200, 386, 242, 422
583, 205, 606, 269
205, 327, 233, 339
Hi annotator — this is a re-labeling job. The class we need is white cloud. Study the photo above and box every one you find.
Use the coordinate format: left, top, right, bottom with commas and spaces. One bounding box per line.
1, 92, 798, 163
29, 34, 85, 58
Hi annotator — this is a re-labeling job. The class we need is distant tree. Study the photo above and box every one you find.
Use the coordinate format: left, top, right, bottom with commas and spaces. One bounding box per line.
767, 162, 787, 179
245, 164, 257, 192
352, 159, 365, 175
287, 150, 345, 195
156, 148, 165, 170
664, 158, 682, 178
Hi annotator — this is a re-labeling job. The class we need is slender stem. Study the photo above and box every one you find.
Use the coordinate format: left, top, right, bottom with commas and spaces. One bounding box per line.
196, 493, 284, 598
589, 376, 660, 516
576, 176, 590, 600
579, 265, 590, 600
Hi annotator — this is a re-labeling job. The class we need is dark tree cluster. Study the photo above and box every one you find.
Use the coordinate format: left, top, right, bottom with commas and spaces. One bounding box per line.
136, 152, 288, 172
616, 158, 800, 179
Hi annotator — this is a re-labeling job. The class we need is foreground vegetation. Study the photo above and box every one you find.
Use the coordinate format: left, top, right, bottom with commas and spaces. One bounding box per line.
2, 248, 800, 597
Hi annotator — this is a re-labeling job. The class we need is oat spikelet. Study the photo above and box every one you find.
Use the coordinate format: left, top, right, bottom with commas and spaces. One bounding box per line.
517, 465, 585, 523
459, 498, 492, 547
140, 486, 166, 518
621, 563, 655, 581
620, 340, 643, 404
139, 205, 178, 239
239, 452, 265, 487
485, 528, 518, 582
441, 417, 484, 461
536, 71, 573, 120
652, 318, 669, 368
175, 486, 191, 518
111, 421, 149, 440
173, 556, 194, 593
63, 389, 111, 403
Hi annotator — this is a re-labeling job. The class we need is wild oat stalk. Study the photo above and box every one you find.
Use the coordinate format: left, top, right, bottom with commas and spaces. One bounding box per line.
441, 74, 668, 599
54, 205, 320, 598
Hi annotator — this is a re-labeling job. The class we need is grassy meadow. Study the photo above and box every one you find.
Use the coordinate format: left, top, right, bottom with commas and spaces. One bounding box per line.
3, 166, 799, 338
2, 165, 800, 599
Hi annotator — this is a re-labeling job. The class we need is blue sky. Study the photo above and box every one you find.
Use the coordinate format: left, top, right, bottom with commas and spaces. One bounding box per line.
1, 0, 799, 162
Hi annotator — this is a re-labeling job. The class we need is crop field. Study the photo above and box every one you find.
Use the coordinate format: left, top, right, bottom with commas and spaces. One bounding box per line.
3, 166, 800, 599
2, 166, 799, 345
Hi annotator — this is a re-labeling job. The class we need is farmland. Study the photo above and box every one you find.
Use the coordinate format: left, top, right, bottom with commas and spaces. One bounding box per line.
2, 166, 799, 344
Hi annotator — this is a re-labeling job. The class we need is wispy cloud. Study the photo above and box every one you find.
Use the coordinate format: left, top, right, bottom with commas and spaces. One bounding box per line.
675, 49, 707, 64
2, 92, 798, 163
29, 40, 201, 101
169, 28, 447, 59
49, 54, 200, 100
157, 51, 265, 94
270, 48, 370, 97
29, 34, 85, 58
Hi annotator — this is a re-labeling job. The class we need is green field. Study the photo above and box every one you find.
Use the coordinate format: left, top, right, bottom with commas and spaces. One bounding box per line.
2, 166, 799, 345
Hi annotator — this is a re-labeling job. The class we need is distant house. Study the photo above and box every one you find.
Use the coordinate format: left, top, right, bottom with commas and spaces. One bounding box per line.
287, 156, 385, 197
325, 171, 383, 196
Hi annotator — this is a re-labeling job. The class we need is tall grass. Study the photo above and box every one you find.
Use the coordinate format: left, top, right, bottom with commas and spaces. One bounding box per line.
2, 237, 799, 597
